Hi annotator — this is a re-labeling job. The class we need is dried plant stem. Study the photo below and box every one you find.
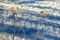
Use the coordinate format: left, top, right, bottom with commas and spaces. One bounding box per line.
12, 13, 16, 40
19, 21, 27, 40
34, 14, 44, 40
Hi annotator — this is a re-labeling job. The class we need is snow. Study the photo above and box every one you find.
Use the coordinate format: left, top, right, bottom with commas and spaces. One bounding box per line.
0, 0, 60, 40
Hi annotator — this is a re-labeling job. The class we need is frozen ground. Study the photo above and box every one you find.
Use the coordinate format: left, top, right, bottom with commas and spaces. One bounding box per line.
0, 0, 60, 40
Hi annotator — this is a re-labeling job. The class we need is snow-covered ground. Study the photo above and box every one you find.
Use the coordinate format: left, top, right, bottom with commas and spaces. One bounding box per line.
0, 0, 60, 40
0, 33, 28, 40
